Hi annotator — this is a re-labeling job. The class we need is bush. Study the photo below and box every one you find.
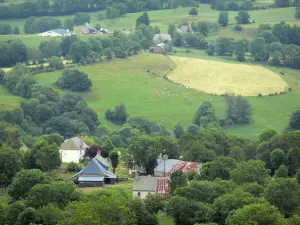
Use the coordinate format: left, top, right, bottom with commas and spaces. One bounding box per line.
56, 69, 92, 91
49, 56, 64, 70
66, 162, 81, 172
258, 93, 262, 97
234, 25, 243, 31
225, 119, 234, 126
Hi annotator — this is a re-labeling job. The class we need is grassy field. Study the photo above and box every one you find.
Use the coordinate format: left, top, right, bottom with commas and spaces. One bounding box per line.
169, 55, 288, 96
0, 85, 22, 111
30, 52, 300, 139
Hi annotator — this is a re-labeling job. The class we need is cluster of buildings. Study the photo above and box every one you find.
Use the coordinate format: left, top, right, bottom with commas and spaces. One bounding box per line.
38, 22, 109, 37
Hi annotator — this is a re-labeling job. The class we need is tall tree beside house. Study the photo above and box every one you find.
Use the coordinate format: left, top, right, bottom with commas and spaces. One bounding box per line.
110, 151, 119, 174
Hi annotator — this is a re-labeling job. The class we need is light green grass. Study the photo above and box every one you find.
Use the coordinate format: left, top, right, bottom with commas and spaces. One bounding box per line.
157, 212, 175, 225
0, 195, 8, 205
0, 85, 22, 111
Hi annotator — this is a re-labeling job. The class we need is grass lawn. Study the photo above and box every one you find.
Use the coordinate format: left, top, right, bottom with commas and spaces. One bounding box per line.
0, 85, 22, 111
157, 212, 175, 225
0, 196, 8, 205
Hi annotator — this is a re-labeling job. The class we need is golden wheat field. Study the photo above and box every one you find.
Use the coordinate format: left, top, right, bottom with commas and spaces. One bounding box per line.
168, 56, 288, 96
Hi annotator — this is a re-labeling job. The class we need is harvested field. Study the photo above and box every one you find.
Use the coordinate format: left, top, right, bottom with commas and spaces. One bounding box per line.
168, 56, 288, 96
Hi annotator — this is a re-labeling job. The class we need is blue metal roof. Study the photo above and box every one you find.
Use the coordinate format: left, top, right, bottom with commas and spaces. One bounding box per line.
78, 176, 104, 182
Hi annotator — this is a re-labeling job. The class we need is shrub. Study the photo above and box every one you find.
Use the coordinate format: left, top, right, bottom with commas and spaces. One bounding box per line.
258, 93, 262, 97
49, 56, 64, 70
234, 25, 243, 31
66, 162, 81, 172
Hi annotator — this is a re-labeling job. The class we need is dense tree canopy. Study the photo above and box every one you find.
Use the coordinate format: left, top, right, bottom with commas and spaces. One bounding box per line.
56, 69, 92, 92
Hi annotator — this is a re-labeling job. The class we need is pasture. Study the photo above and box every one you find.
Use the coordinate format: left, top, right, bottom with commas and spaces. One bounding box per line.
31, 52, 300, 139
168, 55, 288, 96
0, 85, 21, 111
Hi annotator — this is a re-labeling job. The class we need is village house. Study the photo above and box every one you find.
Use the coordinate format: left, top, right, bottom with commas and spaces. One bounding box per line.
178, 24, 193, 33
80, 22, 97, 34
132, 175, 170, 199
153, 34, 172, 45
38, 29, 73, 37
59, 135, 89, 163
73, 153, 117, 187
154, 158, 201, 177
149, 43, 166, 54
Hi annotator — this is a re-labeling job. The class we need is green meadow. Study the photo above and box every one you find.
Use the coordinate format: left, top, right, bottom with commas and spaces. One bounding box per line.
30, 52, 300, 140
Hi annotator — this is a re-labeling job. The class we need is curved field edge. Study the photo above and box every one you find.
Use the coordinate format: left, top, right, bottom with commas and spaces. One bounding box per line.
24, 53, 299, 139
168, 55, 288, 96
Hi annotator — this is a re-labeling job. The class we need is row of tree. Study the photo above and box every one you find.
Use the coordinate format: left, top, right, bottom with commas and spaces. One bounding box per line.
0, 24, 20, 35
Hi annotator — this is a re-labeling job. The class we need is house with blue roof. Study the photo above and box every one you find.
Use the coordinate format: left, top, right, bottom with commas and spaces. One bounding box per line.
73, 154, 117, 187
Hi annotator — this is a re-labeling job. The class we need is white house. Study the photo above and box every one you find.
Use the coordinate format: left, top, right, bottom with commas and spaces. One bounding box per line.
59, 136, 89, 163
38, 29, 73, 37
132, 175, 170, 199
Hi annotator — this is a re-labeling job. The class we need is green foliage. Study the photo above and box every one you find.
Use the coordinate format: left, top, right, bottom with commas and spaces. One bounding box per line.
170, 171, 188, 194
69, 40, 92, 63
109, 151, 119, 174
173, 122, 185, 139
5, 201, 26, 225
226, 203, 286, 225
201, 156, 236, 180
218, 12, 229, 27
216, 37, 235, 56
106, 7, 121, 19
166, 196, 201, 225
0, 146, 23, 185
296, 7, 300, 19
259, 129, 277, 142
241, 182, 265, 197
0, 39, 27, 67
24, 16, 62, 34
265, 178, 300, 216
144, 194, 166, 214
66, 162, 81, 172
129, 198, 158, 225
63, 19, 74, 31
105, 104, 128, 123
38, 204, 62, 225
73, 13, 91, 26
56, 69, 92, 92
235, 10, 250, 24
275, 0, 290, 7
40, 39, 62, 58
136, 12, 150, 27
17, 207, 41, 225
270, 148, 285, 170
8, 169, 51, 202
288, 109, 300, 131
189, 7, 198, 16
104, 47, 114, 60
227, 95, 252, 124
0, 24, 13, 34
49, 56, 64, 70
234, 39, 247, 61
230, 160, 270, 185
206, 189, 267, 225
275, 165, 288, 178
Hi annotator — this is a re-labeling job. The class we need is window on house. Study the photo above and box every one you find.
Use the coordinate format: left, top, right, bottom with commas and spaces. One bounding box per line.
64, 150, 67, 155
138, 192, 140, 197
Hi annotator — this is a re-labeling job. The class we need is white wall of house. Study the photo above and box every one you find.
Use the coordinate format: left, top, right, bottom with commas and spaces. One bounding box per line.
132, 190, 156, 199
60, 149, 84, 163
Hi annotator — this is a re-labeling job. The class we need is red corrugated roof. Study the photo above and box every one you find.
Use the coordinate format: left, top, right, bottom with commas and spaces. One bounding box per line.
156, 177, 170, 195
181, 162, 201, 172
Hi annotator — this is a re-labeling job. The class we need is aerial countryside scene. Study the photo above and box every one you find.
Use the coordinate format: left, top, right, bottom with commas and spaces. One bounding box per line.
1, 0, 300, 224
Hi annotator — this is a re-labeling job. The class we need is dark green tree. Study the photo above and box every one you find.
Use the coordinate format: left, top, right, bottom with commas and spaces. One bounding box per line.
274, 165, 288, 178
288, 109, 300, 130
270, 148, 285, 170
109, 151, 119, 174
189, 7, 198, 16
56, 69, 92, 92
218, 11, 229, 26
170, 170, 188, 194
13, 26, 20, 35
73, 13, 91, 26
136, 12, 150, 27
235, 10, 250, 24
215, 37, 235, 56
63, 19, 74, 31
144, 194, 165, 214
173, 122, 185, 138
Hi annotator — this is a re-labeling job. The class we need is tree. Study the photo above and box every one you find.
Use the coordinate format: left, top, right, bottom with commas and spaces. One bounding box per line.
104, 47, 114, 60
17, 207, 41, 225
106, 7, 121, 19
8, 169, 51, 201
230, 160, 270, 185
296, 7, 300, 19
38, 204, 62, 225
235, 10, 250, 24
49, 56, 64, 69
227, 95, 252, 124
235, 39, 247, 61
129, 198, 158, 225
226, 203, 286, 225
170, 170, 188, 194
259, 129, 277, 142
173, 122, 185, 139
265, 178, 300, 216
215, 37, 235, 56
206, 189, 266, 225
241, 182, 265, 197
271, 51, 282, 66
0, 147, 23, 185
168, 24, 176, 36
189, 8, 198, 16
63, 19, 74, 31
270, 148, 285, 170
166, 196, 201, 225
218, 12, 229, 26
186, 124, 200, 136
109, 151, 119, 174
39, 39, 61, 58
136, 12, 150, 27
193, 101, 214, 126
275, 0, 290, 7
70, 41, 92, 63
288, 109, 300, 130
73, 13, 91, 26
13, 26, 20, 35
66, 162, 81, 172
5, 201, 26, 225
95, 24, 101, 30
144, 194, 165, 214
56, 69, 92, 92
32, 140, 61, 172
61, 35, 78, 56
251, 37, 270, 61
201, 156, 236, 180
274, 165, 288, 178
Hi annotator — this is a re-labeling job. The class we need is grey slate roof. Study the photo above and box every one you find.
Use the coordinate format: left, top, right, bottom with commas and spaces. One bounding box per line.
60, 137, 89, 150
133, 176, 158, 192
153, 34, 172, 45
154, 159, 181, 173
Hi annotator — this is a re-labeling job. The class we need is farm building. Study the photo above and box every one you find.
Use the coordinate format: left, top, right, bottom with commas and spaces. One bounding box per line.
74, 154, 117, 187
59, 135, 89, 163
80, 22, 97, 34
38, 29, 73, 37
178, 24, 193, 33
133, 175, 170, 199
154, 158, 201, 177
153, 34, 172, 45
149, 43, 166, 54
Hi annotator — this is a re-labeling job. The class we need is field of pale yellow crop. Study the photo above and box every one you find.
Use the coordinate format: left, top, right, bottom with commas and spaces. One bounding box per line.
168, 56, 288, 96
